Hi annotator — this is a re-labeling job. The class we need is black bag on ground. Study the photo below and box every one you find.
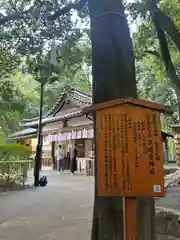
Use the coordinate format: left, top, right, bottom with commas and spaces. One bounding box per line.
39, 176, 48, 187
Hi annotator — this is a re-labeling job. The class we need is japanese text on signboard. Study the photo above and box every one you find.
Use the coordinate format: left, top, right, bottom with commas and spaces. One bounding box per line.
96, 107, 164, 197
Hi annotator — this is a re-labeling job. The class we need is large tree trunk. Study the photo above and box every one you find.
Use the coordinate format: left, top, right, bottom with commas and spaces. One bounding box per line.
88, 0, 156, 239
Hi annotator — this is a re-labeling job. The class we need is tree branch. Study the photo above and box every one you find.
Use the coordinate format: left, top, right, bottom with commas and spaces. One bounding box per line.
148, 0, 180, 52
0, 0, 87, 25
148, 0, 180, 112
144, 50, 161, 58
135, 50, 161, 60
153, 19, 180, 98
0, 6, 34, 26
153, 9, 180, 52
48, 0, 87, 21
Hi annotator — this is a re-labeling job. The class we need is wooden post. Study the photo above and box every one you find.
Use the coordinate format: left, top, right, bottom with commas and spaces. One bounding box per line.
123, 198, 138, 240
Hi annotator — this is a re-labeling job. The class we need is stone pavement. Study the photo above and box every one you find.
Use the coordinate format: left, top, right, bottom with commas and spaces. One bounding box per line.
0, 171, 94, 240
0, 170, 180, 240
156, 187, 180, 210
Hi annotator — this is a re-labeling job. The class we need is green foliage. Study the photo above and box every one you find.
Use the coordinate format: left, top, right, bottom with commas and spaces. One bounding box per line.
0, 74, 35, 135
12, 72, 40, 116
0, 45, 21, 78
0, 144, 33, 186
0, 144, 32, 158
159, 0, 180, 29
0, 131, 5, 144
0, 0, 92, 137
0, 0, 86, 57
41, 39, 92, 112
137, 60, 179, 123
0, 39, 92, 135
0, 75, 24, 135
1, 0, 178, 132
129, 0, 180, 121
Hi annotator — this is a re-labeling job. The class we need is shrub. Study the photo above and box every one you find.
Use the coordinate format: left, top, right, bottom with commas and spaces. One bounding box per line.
0, 144, 33, 187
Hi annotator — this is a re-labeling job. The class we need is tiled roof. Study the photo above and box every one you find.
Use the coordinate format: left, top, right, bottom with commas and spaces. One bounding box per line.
8, 128, 37, 139
23, 117, 39, 123
45, 87, 92, 117
20, 109, 83, 128
21, 86, 92, 124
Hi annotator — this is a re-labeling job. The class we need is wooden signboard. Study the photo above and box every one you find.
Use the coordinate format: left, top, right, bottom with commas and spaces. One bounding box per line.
95, 100, 168, 197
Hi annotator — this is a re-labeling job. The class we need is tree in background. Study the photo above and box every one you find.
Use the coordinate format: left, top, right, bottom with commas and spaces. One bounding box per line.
0, 0, 92, 136
128, 0, 180, 118
25, 38, 92, 113
136, 60, 179, 125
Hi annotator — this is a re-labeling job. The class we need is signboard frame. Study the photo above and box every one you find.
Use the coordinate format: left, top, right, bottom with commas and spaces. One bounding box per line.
83, 99, 172, 198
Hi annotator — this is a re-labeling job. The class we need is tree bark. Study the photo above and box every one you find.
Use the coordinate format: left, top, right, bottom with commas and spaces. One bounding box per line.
89, 0, 137, 103
152, 9, 180, 52
88, 0, 156, 239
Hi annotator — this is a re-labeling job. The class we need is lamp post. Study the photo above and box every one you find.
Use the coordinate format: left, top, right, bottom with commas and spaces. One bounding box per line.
34, 81, 44, 186
33, 61, 57, 186
33, 46, 57, 186
33, 63, 48, 186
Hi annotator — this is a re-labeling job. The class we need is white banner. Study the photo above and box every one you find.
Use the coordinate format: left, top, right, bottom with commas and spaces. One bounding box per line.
47, 128, 94, 142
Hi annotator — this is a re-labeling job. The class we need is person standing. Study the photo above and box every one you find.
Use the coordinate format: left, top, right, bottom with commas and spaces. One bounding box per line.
56, 144, 64, 174
70, 144, 78, 175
